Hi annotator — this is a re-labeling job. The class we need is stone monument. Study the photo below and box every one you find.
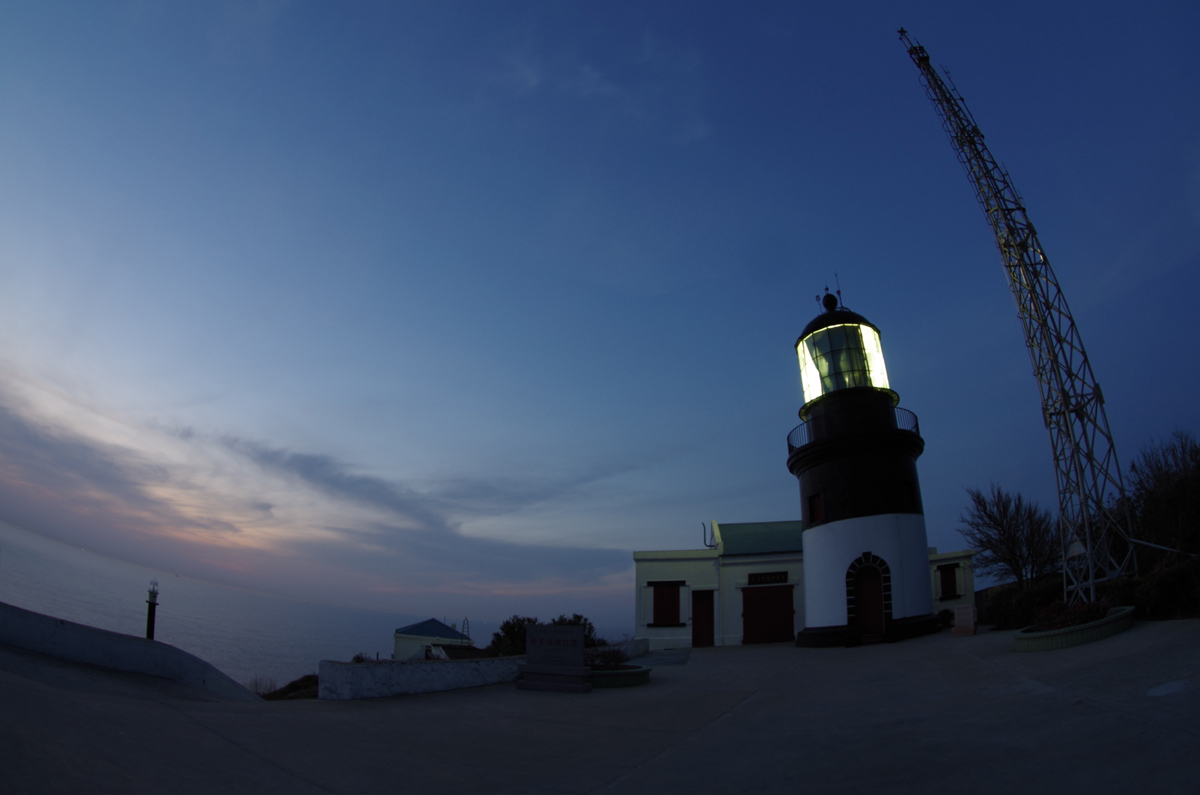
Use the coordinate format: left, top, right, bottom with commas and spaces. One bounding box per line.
517, 624, 591, 693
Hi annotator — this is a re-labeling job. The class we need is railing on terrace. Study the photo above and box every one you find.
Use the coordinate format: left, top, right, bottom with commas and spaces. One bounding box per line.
787, 406, 920, 454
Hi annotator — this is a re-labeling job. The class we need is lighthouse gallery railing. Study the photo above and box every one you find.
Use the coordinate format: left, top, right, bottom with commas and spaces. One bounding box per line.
787, 406, 920, 455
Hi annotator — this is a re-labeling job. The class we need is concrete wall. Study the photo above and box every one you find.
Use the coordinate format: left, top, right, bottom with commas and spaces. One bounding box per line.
319, 656, 523, 700
0, 600, 258, 702
319, 638, 651, 700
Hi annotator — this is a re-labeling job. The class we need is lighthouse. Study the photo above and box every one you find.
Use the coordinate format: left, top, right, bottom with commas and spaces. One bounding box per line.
790, 292, 939, 646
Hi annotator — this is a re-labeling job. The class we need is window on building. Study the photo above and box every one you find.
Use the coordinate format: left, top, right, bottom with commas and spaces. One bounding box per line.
938, 564, 959, 600
648, 581, 684, 626
808, 493, 824, 526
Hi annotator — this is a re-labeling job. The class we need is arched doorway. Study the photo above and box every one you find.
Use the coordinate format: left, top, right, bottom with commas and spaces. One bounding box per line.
845, 552, 892, 642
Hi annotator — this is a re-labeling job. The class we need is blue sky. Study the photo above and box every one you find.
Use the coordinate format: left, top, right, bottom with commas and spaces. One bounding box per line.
0, 1, 1196, 633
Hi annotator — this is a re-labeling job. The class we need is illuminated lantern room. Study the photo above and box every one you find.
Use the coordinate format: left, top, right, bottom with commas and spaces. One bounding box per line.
797, 292, 896, 417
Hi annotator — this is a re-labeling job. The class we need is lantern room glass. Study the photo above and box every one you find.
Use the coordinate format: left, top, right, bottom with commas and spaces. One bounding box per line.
797, 323, 890, 404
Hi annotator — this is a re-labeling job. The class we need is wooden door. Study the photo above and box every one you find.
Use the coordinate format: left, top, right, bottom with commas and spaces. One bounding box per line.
741, 585, 795, 644
692, 590, 714, 647
855, 566, 885, 637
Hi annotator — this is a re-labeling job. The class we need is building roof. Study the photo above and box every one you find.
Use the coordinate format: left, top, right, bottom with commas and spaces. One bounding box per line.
716, 521, 805, 556
632, 548, 719, 562
395, 618, 470, 642
929, 548, 978, 563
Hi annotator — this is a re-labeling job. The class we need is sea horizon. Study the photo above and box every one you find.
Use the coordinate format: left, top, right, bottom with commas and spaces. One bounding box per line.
0, 519, 509, 687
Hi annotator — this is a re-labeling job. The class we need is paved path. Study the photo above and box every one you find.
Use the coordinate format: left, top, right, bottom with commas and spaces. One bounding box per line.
3, 621, 1198, 794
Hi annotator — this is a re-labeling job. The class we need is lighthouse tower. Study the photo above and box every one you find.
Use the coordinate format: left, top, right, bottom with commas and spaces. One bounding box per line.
789, 292, 938, 646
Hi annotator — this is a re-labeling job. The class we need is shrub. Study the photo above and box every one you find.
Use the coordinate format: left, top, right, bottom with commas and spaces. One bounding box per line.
1095, 576, 1142, 609
1028, 599, 1111, 631
548, 613, 605, 647
1135, 558, 1200, 620
246, 675, 278, 696
985, 577, 1063, 629
486, 613, 607, 655
261, 674, 319, 701
486, 615, 539, 656
936, 609, 955, 629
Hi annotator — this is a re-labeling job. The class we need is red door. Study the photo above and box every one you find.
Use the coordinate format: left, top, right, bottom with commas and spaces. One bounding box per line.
855, 566, 885, 637
741, 585, 796, 644
692, 590, 714, 647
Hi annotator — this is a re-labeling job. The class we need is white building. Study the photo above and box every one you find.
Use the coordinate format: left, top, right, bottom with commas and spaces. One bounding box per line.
634, 521, 804, 651
634, 523, 975, 650
929, 547, 977, 617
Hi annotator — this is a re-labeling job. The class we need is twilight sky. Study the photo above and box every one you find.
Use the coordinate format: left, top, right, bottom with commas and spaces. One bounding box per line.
0, 1, 1197, 632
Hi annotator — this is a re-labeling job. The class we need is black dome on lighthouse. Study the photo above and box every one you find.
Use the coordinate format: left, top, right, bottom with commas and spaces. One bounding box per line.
798, 307, 879, 342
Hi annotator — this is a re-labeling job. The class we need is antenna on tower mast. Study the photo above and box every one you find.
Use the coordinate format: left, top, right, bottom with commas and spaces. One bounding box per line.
899, 29, 1137, 603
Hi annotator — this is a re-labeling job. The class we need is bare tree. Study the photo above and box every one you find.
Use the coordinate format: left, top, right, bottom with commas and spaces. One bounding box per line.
1127, 430, 1200, 570
957, 485, 1059, 589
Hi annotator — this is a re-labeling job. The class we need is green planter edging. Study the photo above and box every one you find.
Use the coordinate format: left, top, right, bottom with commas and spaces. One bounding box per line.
1013, 606, 1136, 653
589, 665, 652, 688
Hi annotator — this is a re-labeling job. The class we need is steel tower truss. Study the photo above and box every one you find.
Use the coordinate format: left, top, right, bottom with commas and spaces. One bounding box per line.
899, 30, 1135, 602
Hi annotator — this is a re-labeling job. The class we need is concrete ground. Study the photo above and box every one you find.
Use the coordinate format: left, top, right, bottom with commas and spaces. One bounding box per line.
3, 621, 1198, 794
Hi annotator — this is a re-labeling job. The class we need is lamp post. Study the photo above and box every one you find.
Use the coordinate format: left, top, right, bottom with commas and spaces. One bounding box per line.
145, 580, 159, 641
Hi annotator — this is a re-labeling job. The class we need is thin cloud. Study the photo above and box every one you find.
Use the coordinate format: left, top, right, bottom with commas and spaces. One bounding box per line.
480, 30, 712, 144
496, 52, 545, 95
0, 384, 633, 613
425, 455, 666, 518
221, 433, 667, 526
0, 402, 175, 529
560, 64, 623, 99
220, 437, 452, 533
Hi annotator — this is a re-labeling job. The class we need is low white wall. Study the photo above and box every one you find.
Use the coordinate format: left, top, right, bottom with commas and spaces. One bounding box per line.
319, 656, 523, 700
0, 600, 258, 702
319, 638, 651, 700
612, 638, 650, 659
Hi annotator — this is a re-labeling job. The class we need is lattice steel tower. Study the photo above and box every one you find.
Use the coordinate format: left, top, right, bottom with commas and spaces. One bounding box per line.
899, 29, 1135, 602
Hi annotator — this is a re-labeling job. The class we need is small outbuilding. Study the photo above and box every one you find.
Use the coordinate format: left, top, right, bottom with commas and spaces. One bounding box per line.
392, 618, 472, 661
